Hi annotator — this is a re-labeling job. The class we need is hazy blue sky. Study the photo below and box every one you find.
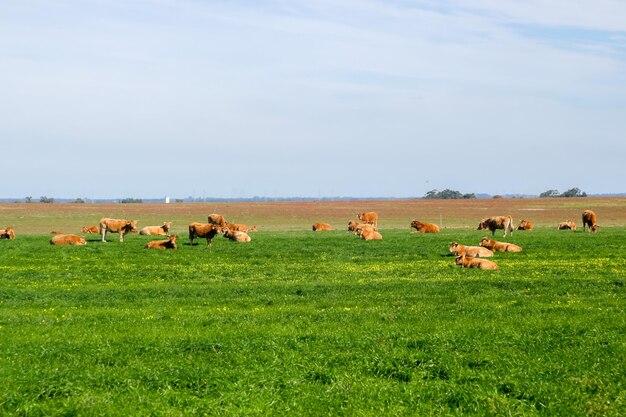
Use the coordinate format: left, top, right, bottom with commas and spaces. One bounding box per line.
2, 0, 625, 199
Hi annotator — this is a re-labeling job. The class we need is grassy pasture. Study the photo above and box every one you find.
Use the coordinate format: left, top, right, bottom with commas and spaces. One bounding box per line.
1, 199, 625, 415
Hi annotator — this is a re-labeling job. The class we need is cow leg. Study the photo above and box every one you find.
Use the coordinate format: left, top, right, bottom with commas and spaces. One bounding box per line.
119, 232, 124, 242
101, 229, 107, 242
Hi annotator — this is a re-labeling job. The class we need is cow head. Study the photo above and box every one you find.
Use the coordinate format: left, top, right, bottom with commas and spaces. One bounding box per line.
449, 242, 459, 253
127, 220, 138, 232
163, 222, 172, 232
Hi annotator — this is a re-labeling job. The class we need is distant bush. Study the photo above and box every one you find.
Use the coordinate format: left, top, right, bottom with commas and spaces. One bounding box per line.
73, 198, 86, 204
540, 188, 587, 198
424, 189, 476, 199
39, 196, 54, 203
120, 198, 143, 204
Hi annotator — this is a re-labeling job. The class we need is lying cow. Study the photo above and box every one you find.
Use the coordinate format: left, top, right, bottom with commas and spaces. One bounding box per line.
479, 237, 522, 253
81, 225, 99, 234
312, 222, 333, 231
99, 218, 138, 242
357, 212, 378, 226
146, 235, 178, 249
356, 225, 382, 240
50, 234, 86, 246
222, 228, 251, 242
50, 231, 64, 235
410, 220, 440, 233
0, 226, 16, 240
582, 210, 599, 232
207, 213, 227, 228
455, 255, 499, 270
225, 222, 252, 232
557, 220, 577, 230
449, 242, 493, 258
517, 219, 533, 230
189, 222, 222, 246
139, 222, 172, 236
477, 215, 514, 237
348, 221, 377, 233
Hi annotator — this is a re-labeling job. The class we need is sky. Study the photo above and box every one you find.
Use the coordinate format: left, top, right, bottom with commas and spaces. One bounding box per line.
2, 0, 626, 199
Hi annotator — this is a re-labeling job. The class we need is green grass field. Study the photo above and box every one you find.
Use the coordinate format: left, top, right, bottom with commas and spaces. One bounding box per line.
1, 227, 625, 416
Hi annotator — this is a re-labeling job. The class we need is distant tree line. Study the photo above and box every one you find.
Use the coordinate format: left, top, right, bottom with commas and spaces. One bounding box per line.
539, 188, 587, 198
423, 189, 476, 199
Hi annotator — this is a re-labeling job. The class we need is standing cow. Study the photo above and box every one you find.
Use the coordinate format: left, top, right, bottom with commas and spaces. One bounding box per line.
189, 222, 222, 246
357, 212, 378, 227
582, 210, 599, 232
477, 215, 514, 237
99, 218, 138, 242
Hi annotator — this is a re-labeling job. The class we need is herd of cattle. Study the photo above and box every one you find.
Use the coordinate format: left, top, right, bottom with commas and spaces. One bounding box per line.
312, 210, 600, 270
1, 210, 601, 268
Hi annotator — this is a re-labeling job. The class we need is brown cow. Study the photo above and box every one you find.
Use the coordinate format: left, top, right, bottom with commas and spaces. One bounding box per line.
449, 242, 493, 258
0, 226, 16, 240
480, 237, 522, 253
222, 228, 251, 242
410, 220, 440, 233
357, 212, 378, 226
477, 215, 514, 237
312, 222, 333, 231
50, 234, 87, 246
146, 235, 178, 249
582, 210, 599, 232
81, 225, 99, 234
248, 225, 258, 232
517, 219, 533, 230
557, 220, 577, 230
225, 222, 251, 232
189, 222, 222, 246
50, 231, 64, 235
207, 214, 227, 227
355, 225, 382, 240
139, 222, 172, 236
454, 255, 499, 270
348, 221, 377, 233
99, 218, 138, 242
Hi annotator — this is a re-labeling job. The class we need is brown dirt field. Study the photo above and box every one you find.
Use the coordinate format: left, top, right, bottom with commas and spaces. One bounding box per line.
0, 197, 624, 235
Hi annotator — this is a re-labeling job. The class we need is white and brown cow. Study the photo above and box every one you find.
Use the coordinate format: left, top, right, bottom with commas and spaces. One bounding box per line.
479, 237, 522, 253
312, 222, 333, 231
222, 228, 251, 243
449, 242, 493, 258
454, 255, 499, 270
0, 226, 16, 240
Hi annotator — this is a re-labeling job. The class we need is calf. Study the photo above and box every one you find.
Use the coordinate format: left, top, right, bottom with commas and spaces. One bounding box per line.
449, 242, 493, 258
517, 219, 533, 230
455, 255, 499, 270
582, 210, 599, 232
0, 226, 16, 240
50, 234, 86, 246
477, 215, 514, 237
189, 222, 222, 246
480, 237, 522, 253
557, 220, 577, 230
312, 222, 333, 231
139, 222, 172, 236
222, 228, 251, 242
146, 235, 178, 249
99, 218, 138, 242
410, 220, 440, 233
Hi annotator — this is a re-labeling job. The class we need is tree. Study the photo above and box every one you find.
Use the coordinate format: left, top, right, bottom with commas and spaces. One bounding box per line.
24, 196, 33, 203
120, 198, 143, 203
423, 189, 475, 199
539, 189, 559, 198
73, 198, 86, 203
39, 196, 54, 203
560, 187, 587, 198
